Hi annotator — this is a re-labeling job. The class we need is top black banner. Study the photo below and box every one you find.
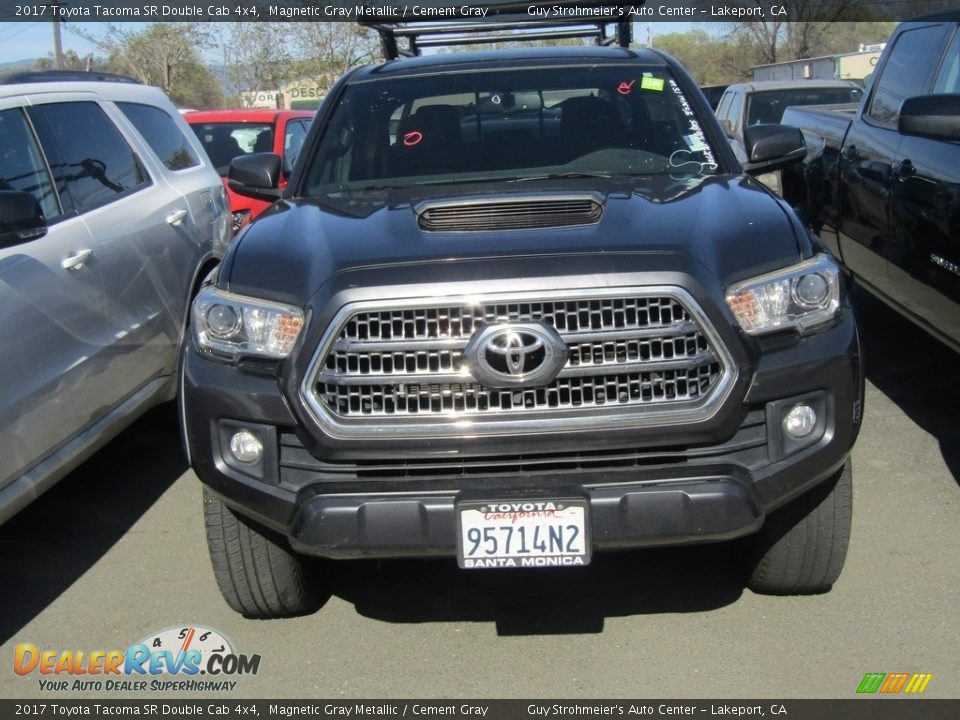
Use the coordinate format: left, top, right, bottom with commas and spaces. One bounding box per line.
0, 0, 956, 23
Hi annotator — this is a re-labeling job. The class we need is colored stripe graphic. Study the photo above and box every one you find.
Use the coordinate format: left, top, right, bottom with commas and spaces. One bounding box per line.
880, 672, 910, 693
904, 674, 933, 694
857, 673, 886, 693
857, 672, 933, 694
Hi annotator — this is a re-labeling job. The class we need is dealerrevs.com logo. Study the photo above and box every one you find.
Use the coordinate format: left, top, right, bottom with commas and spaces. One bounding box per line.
14, 625, 260, 692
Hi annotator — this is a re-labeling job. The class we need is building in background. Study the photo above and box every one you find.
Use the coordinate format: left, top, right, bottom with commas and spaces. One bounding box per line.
240, 89, 281, 108
752, 46, 885, 82
281, 77, 327, 110
239, 74, 335, 110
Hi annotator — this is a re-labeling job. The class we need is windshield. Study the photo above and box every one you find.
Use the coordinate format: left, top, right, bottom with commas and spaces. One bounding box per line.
746, 86, 863, 125
303, 66, 721, 196
190, 122, 275, 175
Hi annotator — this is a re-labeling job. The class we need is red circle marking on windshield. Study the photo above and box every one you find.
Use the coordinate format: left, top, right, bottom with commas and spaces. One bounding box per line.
617, 80, 636, 95
403, 131, 423, 147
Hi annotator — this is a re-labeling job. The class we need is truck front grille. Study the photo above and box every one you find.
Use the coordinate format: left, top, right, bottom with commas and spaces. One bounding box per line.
302, 287, 735, 438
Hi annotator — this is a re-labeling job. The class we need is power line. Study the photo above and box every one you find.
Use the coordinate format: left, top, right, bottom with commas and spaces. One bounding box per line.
0, 21, 41, 44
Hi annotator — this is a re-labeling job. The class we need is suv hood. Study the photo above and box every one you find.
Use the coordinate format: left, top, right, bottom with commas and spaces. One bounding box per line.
223, 175, 808, 305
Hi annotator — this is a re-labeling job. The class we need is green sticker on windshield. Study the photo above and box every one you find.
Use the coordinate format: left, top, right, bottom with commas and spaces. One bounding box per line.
640, 77, 665, 92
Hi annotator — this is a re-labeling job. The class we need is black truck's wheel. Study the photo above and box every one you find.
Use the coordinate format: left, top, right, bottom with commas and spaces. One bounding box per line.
203, 489, 326, 617
747, 460, 852, 594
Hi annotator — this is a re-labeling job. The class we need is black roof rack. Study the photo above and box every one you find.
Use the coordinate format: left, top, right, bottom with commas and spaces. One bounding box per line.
361, 1, 641, 61
0, 70, 140, 85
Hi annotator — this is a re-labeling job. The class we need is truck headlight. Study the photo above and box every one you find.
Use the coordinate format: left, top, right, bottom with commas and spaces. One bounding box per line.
192, 287, 304, 360
725, 254, 841, 335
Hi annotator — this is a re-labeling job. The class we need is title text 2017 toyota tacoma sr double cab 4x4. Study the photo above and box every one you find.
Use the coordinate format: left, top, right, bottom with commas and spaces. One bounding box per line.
180, 46, 863, 618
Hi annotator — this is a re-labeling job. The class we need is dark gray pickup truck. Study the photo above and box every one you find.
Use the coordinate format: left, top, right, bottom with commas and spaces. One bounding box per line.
782, 12, 960, 352
181, 41, 863, 618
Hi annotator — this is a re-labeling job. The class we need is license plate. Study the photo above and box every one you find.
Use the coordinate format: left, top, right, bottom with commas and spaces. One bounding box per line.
456, 498, 590, 569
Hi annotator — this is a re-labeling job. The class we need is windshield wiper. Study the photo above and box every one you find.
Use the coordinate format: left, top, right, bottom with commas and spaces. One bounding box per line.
350, 173, 613, 191
509, 172, 612, 182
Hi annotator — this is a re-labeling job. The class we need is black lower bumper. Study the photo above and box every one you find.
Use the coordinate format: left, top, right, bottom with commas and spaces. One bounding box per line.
287, 477, 764, 559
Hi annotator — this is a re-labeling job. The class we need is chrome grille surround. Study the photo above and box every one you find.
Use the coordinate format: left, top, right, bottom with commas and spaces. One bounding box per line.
301, 287, 737, 440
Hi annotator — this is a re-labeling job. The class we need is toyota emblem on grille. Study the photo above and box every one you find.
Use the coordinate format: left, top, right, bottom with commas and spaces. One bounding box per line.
463, 322, 569, 388
489, 331, 542, 375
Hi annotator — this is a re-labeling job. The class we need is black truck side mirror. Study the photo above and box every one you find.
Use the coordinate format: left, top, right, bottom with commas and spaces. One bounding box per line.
228, 153, 283, 201
741, 125, 807, 176
898, 94, 960, 142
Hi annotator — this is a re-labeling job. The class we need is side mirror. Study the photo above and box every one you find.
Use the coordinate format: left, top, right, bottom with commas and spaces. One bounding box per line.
228, 153, 283, 201
0, 190, 47, 249
898, 94, 960, 142
742, 125, 806, 176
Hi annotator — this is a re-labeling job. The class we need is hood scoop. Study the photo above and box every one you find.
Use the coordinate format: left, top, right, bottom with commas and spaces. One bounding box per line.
416, 193, 603, 233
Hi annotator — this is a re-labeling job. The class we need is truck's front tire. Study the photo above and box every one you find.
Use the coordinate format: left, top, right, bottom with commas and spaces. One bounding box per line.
747, 460, 852, 594
203, 489, 327, 617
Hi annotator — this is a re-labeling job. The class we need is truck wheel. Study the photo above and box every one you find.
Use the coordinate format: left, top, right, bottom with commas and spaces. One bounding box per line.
747, 460, 852, 594
203, 489, 326, 617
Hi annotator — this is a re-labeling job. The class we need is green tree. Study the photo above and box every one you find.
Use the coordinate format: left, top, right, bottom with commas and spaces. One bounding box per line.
290, 22, 379, 82
220, 22, 298, 106
34, 49, 103, 72
650, 30, 756, 84
723, 0, 895, 65
71, 23, 222, 109
651, 19, 897, 85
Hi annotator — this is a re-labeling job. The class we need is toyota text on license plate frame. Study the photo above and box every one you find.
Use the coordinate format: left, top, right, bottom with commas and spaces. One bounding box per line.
456, 498, 591, 569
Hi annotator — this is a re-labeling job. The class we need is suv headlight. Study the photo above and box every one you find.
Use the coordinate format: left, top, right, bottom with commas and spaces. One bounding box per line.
192, 287, 304, 361
725, 254, 841, 335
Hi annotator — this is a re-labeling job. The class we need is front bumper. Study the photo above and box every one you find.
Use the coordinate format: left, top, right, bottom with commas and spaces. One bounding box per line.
287, 477, 764, 559
182, 295, 862, 560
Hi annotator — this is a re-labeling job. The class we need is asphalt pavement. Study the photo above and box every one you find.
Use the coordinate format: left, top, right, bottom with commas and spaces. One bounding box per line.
1, 289, 958, 699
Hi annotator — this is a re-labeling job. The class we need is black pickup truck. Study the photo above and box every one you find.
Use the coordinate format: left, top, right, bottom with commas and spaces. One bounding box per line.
180, 32, 863, 617
782, 12, 960, 352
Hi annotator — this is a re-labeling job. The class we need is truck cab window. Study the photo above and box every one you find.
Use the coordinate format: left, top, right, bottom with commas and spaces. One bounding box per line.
868, 25, 948, 127
933, 30, 960, 94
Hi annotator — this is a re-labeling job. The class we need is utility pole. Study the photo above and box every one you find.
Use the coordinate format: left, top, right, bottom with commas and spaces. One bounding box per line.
219, 25, 230, 109
52, 1, 64, 69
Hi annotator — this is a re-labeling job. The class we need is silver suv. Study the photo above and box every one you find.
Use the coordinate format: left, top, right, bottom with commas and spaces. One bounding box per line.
0, 73, 231, 523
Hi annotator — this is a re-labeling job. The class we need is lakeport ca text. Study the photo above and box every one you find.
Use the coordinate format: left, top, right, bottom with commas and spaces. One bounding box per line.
527, 706, 786, 717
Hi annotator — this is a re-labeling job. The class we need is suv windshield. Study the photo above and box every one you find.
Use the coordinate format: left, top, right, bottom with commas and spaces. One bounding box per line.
303, 66, 720, 195
746, 86, 863, 125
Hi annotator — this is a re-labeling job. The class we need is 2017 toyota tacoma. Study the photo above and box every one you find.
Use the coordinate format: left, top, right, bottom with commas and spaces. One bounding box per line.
180, 43, 863, 617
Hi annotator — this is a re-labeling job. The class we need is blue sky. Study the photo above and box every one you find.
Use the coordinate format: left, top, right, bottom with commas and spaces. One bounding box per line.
0, 21, 702, 65
0, 22, 97, 64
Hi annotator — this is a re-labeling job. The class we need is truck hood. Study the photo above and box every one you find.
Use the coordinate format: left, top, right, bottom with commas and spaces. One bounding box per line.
223, 175, 808, 305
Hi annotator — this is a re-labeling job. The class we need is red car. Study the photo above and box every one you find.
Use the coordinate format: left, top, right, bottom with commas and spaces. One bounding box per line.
186, 109, 314, 233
